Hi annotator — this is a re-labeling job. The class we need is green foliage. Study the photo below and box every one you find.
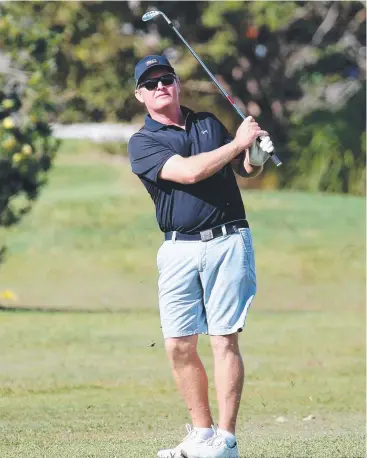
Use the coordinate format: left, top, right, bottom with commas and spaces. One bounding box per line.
288, 110, 366, 195
201, 1, 244, 28
100, 142, 128, 157
0, 90, 59, 226
197, 1, 366, 195
6, 1, 149, 123
248, 2, 298, 31
0, 6, 61, 228
1, 1, 365, 196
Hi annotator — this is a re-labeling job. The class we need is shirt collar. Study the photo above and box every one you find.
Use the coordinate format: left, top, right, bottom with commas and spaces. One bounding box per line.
144, 106, 194, 132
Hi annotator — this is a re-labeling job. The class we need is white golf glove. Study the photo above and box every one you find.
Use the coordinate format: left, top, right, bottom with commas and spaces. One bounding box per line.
248, 135, 274, 167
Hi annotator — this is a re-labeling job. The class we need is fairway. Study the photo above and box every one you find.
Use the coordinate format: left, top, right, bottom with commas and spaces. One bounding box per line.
0, 142, 365, 458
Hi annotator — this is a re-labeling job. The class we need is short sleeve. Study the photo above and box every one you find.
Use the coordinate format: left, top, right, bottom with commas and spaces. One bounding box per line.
128, 133, 176, 183
222, 124, 234, 145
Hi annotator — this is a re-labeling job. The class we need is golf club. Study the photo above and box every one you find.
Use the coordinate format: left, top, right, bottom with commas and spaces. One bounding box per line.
142, 10, 282, 167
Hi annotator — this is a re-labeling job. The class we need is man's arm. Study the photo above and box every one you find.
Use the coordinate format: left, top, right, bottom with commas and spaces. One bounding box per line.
159, 116, 267, 184
159, 140, 242, 184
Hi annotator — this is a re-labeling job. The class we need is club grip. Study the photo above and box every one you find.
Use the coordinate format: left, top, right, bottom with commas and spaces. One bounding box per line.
270, 153, 282, 167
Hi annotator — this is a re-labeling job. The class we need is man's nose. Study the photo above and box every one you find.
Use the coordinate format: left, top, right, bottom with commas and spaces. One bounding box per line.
157, 81, 164, 89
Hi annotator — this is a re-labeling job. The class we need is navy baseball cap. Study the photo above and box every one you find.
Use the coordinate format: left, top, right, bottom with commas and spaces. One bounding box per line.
134, 55, 175, 87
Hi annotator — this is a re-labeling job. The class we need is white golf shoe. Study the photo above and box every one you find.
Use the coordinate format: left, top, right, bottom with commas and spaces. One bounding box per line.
157, 424, 210, 458
180, 429, 239, 458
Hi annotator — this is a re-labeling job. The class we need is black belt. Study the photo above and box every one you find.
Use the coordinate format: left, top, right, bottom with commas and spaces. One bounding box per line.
164, 219, 249, 242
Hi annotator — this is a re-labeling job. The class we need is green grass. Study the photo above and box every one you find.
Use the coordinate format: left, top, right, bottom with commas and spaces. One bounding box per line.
0, 140, 365, 457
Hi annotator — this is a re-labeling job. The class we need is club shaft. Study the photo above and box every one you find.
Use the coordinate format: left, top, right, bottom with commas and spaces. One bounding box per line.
166, 22, 282, 166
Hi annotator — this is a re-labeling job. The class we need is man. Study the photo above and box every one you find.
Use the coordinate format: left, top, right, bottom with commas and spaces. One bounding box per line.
128, 55, 273, 458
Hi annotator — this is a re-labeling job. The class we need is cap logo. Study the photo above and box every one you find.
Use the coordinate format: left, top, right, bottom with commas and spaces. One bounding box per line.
146, 59, 158, 66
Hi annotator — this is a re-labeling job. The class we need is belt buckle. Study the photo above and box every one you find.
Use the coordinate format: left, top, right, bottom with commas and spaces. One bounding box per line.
200, 229, 213, 242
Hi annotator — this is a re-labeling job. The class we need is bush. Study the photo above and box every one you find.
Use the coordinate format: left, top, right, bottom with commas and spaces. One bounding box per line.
0, 7, 62, 227
0, 90, 60, 225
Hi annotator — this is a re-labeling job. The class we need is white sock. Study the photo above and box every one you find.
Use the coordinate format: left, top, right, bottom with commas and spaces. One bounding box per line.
217, 427, 236, 447
193, 427, 214, 440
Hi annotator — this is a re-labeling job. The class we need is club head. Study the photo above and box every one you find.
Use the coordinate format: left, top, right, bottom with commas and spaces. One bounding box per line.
142, 10, 162, 22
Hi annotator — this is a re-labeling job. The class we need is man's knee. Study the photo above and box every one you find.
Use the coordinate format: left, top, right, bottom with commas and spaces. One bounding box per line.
210, 333, 241, 359
165, 335, 198, 366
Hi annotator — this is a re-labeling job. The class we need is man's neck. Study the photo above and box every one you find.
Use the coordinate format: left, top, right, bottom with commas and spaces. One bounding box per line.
149, 105, 185, 128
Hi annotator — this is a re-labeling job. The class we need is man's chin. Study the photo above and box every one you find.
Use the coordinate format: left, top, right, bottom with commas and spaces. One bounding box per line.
154, 97, 173, 109
156, 95, 170, 103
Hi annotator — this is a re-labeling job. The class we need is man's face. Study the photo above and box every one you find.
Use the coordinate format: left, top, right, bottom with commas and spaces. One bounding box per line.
135, 67, 180, 111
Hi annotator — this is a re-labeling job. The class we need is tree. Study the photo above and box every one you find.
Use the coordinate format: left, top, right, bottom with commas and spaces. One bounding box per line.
0, 5, 61, 229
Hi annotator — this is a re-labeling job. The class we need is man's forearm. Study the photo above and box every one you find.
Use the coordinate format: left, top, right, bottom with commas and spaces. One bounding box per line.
184, 140, 241, 183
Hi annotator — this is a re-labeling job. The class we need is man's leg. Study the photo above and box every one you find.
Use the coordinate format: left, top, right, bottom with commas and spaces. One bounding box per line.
157, 240, 214, 456
180, 229, 255, 457
165, 334, 213, 427
210, 333, 244, 434
179, 332, 242, 458
200, 228, 256, 435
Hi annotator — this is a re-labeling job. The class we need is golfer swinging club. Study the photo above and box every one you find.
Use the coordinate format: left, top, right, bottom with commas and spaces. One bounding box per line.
128, 55, 274, 458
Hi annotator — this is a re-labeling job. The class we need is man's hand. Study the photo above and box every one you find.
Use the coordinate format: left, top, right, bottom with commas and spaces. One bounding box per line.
247, 135, 274, 167
259, 136, 274, 154
233, 116, 268, 152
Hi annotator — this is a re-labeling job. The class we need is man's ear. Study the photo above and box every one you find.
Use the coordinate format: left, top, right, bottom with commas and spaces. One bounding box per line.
135, 89, 144, 103
176, 76, 181, 93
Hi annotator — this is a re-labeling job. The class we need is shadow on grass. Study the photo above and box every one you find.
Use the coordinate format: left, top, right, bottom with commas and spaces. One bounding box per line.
0, 245, 6, 264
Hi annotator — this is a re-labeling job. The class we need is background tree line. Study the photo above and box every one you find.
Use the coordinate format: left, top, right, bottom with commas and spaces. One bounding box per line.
0, 1, 365, 232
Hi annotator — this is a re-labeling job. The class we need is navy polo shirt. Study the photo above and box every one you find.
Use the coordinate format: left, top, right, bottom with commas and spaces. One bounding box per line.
128, 106, 246, 234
